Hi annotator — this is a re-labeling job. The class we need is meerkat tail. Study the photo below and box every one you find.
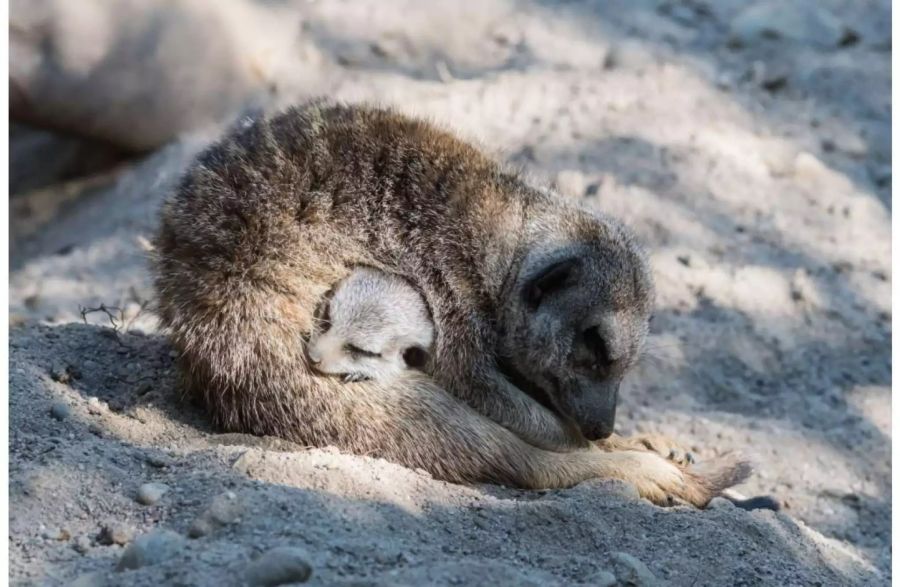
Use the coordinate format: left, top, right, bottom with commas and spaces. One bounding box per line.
681, 453, 753, 507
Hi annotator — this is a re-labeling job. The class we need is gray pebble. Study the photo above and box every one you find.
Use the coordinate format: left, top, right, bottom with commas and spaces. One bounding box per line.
49, 402, 71, 421
49, 364, 71, 384
245, 546, 313, 586
135, 482, 169, 505
73, 535, 92, 554
207, 491, 242, 524
708, 496, 736, 510
587, 570, 617, 587
729, 2, 846, 48
187, 517, 215, 539
98, 522, 136, 545
145, 453, 173, 468
188, 491, 243, 538
41, 527, 68, 540
117, 529, 186, 571
610, 551, 659, 586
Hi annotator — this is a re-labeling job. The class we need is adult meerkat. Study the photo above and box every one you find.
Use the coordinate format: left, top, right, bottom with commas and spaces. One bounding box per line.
154, 101, 749, 506
307, 267, 434, 382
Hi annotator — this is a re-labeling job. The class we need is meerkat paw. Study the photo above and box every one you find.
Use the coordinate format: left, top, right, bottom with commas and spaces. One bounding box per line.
596, 433, 695, 466
600, 450, 689, 506
343, 373, 370, 383
596, 450, 752, 508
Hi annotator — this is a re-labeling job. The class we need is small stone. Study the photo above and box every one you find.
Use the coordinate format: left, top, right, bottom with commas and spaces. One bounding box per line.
73, 535, 92, 554
49, 402, 71, 421
707, 496, 736, 510
245, 546, 313, 586
117, 530, 186, 571
145, 454, 173, 468
187, 517, 215, 539
207, 491, 242, 525
188, 491, 244, 537
610, 552, 659, 586
42, 527, 68, 540
135, 483, 169, 505
49, 364, 71, 384
98, 523, 136, 546
825, 132, 868, 158
587, 570, 618, 587
729, 2, 847, 48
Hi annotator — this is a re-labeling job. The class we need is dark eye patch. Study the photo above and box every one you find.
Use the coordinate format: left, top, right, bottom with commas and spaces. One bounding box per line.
402, 346, 429, 369
344, 343, 381, 358
524, 258, 580, 308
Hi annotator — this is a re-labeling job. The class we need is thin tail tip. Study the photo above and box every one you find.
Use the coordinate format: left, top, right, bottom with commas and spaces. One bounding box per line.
696, 452, 753, 487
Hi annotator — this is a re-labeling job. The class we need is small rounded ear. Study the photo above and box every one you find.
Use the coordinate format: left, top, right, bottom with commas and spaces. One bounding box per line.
524, 258, 580, 308
402, 346, 430, 369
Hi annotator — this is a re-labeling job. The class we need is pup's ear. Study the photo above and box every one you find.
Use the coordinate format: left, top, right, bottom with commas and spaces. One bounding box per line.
524, 258, 580, 308
402, 346, 430, 369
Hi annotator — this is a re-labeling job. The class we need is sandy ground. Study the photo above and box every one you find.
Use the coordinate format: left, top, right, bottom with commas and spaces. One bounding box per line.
9, 1, 891, 585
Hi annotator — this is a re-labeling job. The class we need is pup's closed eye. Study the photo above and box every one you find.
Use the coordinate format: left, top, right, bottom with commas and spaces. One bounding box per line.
344, 343, 381, 358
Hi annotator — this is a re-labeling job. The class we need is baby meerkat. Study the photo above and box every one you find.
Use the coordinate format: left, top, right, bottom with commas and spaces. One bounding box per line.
307, 267, 434, 382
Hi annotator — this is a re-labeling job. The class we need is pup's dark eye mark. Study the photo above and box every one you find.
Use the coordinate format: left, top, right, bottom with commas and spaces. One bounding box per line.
402, 346, 429, 369
344, 344, 380, 358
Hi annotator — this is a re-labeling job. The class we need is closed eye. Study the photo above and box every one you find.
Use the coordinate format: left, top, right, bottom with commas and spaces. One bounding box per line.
344, 343, 381, 358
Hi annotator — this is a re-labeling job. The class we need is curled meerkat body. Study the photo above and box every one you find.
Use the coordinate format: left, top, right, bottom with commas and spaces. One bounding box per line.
307, 267, 434, 382
154, 101, 749, 506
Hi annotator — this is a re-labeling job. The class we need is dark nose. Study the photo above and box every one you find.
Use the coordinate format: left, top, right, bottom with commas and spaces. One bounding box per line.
577, 381, 618, 441
582, 415, 616, 440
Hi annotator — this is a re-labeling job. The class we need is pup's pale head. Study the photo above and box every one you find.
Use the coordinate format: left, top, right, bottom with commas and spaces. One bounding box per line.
497, 208, 654, 440
308, 268, 434, 381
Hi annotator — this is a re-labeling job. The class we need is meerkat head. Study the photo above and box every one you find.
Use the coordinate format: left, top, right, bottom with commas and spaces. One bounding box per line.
497, 207, 654, 440
307, 268, 434, 382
